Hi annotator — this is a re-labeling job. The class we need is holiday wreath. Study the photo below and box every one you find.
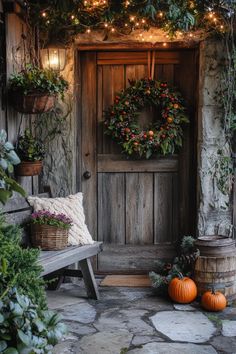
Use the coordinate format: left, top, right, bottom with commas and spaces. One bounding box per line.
104, 78, 189, 159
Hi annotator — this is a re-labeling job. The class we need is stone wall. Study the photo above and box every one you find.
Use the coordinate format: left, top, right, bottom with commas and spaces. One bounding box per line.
197, 39, 232, 236
40, 48, 77, 197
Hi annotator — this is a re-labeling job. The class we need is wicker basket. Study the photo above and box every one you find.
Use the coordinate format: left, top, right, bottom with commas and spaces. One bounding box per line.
11, 92, 56, 114
31, 224, 68, 250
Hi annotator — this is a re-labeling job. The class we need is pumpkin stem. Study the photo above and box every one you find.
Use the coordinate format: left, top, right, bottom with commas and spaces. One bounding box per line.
177, 272, 184, 279
211, 285, 216, 295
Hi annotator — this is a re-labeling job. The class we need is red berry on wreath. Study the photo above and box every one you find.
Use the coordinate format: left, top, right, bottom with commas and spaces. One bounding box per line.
125, 127, 131, 133
125, 101, 129, 106
143, 134, 147, 139
149, 136, 153, 140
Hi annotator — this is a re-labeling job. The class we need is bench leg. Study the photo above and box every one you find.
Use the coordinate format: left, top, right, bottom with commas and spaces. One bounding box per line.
79, 258, 99, 300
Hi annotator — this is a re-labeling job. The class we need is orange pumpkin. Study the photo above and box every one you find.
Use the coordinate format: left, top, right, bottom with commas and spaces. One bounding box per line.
168, 275, 197, 303
201, 290, 227, 312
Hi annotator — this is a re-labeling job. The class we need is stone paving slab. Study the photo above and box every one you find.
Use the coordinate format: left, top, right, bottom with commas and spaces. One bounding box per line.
222, 320, 236, 337
61, 302, 97, 323
94, 308, 155, 335
150, 311, 216, 343
127, 342, 218, 354
47, 290, 86, 309
132, 335, 164, 346
77, 330, 133, 354
173, 304, 197, 311
210, 335, 236, 353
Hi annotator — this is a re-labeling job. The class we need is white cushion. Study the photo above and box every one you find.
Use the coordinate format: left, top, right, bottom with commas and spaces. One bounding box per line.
27, 193, 94, 246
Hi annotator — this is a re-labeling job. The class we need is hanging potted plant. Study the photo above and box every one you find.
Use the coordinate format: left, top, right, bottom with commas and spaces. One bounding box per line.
15, 129, 45, 176
8, 64, 68, 114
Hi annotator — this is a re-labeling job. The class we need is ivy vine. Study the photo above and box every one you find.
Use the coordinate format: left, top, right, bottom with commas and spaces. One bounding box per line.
25, 0, 234, 44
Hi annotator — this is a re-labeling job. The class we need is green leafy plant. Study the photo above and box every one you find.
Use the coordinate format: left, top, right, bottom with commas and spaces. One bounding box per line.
27, 0, 232, 44
31, 210, 73, 230
0, 287, 66, 354
0, 217, 47, 309
149, 236, 200, 295
16, 129, 45, 162
0, 130, 20, 173
0, 130, 25, 204
9, 65, 68, 99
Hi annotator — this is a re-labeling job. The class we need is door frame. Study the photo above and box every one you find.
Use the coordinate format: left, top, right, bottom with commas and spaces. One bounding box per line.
75, 45, 199, 271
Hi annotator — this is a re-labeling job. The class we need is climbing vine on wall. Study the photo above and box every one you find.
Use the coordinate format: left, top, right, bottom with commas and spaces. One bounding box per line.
212, 2, 236, 196
26, 0, 233, 44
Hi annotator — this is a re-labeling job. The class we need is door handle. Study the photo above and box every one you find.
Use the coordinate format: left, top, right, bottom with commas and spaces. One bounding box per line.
83, 171, 91, 179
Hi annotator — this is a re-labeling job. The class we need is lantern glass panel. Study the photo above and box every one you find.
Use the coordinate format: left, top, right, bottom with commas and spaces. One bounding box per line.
41, 47, 66, 71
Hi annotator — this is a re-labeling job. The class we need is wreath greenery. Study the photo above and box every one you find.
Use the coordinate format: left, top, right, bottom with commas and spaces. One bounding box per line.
104, 78, 189, 159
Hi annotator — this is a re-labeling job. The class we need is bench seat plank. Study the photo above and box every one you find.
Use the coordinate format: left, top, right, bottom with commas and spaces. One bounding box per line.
39, 242, 103, 276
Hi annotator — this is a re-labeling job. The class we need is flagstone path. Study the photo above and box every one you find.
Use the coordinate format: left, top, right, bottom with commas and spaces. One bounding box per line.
49, 280, 236, 354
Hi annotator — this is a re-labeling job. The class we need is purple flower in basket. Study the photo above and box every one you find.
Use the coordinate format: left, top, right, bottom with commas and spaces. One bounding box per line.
30, 210, 73, 230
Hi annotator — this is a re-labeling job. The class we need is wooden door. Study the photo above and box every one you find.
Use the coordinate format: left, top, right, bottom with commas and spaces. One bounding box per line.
79, 49, 198, 273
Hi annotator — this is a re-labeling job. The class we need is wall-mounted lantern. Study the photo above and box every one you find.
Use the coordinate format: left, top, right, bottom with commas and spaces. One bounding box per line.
40, 44, 66, 72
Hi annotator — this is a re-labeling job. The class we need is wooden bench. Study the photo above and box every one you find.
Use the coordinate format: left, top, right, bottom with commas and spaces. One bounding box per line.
3, 191, 103, 300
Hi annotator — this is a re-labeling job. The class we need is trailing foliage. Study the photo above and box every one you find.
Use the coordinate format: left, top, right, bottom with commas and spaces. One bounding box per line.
149, 236, 200, 295
26, 0, 233, 43
0, 217, 47, 309
9, 65, 68, 98
16, 129, 45, 162
0, 287, 66, 354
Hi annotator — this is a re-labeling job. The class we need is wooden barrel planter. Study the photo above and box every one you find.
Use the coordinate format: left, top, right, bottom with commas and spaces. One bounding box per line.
11, 92, 56, 114
194, 236, 236, 300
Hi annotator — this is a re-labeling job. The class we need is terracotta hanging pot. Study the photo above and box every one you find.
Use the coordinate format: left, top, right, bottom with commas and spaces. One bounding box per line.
11, 92, 56, 114
15, 160, 43, 176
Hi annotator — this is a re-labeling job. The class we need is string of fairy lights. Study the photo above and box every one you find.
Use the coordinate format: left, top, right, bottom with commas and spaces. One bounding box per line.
35, 0, 232, 43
